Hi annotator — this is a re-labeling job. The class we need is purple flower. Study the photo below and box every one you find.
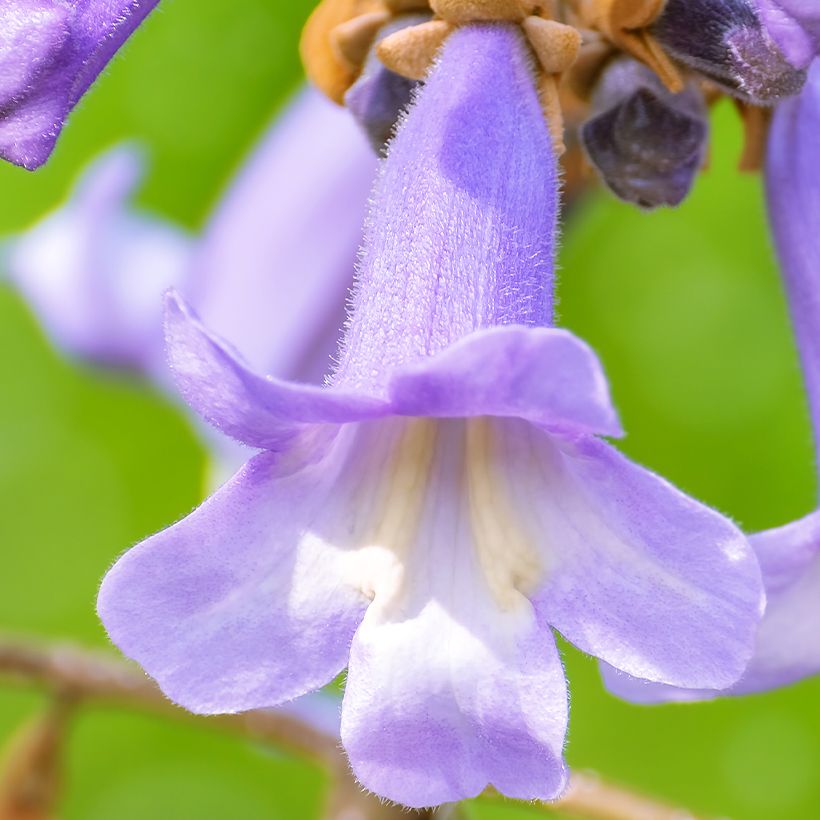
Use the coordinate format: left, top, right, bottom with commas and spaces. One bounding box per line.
603, 62, 820, 704
98, 24, 764, 807
0, 0, 161, 170
190, 90, 375, 385
4, 143, 192, 380
755, 0, 820, 68
4, 89, 374, 387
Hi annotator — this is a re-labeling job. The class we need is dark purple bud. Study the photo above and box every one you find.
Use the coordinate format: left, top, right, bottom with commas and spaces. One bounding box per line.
653, 0, 806, 104
581, 59, 708, 210
345, 15, 427, 156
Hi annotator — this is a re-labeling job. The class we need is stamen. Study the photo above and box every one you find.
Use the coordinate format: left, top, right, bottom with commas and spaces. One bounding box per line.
354, 420, 439, 605
466, 419, 542, 611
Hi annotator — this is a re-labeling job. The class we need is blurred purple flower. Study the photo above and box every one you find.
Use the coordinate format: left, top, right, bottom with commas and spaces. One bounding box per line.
5, 143, 192, 380
755, 0, 820, 68
4, 89, 374, 387
0, 0, 161, 169
98, 24, 764, 808
190, 90, 375, 385
603, 62, 820, 704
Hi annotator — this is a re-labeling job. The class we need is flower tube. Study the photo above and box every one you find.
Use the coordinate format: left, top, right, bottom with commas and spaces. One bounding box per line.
98, 24, 764, 807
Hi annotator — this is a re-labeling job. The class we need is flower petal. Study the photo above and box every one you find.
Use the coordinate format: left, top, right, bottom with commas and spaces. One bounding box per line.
191, 89, 375, 383
389, 325, 622, 438
755, 0, 820, 69
98, 436, 370, 714
343, 606, 567, 807
601, 511, 820, 702
341, 420, 568, 806
767, 61, 820, 464
493, 423, 764, 689
164, 292, 389, 449
737, 513, 820, 691
0, 1, 160, 169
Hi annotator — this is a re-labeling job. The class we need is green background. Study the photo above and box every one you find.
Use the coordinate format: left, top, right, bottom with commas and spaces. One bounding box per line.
1, 1, 817, 817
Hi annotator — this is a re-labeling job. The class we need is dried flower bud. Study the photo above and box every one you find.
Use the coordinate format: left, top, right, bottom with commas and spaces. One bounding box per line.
653, 0, 806, 104
345, 14, 429, 155
581, 58, 708, 209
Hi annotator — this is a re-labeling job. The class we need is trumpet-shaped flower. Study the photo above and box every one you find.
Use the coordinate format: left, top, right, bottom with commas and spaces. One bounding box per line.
98, 24, 764, 807
604, 61, 820, 703
0, 0, 161, 169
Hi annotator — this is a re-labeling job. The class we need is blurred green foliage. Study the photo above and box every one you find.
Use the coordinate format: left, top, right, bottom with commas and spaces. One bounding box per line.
0, 1, 818, 818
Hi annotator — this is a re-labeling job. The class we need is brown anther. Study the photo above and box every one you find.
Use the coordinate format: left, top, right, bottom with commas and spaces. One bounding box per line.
430, 0, 530, 23
331, 10, 392, 70
523, 17, 582, 74
538, 74, 568, 155
735, 102, 772, 172
301, 0, 385, 103
376, 19, 455, 79
575, 0, 684, 93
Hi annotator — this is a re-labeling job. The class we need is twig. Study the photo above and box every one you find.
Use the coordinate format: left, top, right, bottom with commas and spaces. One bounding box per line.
0, 636, 701, 820
483, 775, 702, 819
554, 772, 700, 820
0, 636, 338, 767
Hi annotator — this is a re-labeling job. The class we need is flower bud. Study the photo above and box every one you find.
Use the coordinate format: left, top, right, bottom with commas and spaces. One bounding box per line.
581, 58, 708, 210
653, 0, 806, 104
345, 14, 428, 155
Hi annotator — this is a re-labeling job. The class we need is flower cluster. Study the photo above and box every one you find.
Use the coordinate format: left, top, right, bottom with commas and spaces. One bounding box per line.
2, 0, 820, 812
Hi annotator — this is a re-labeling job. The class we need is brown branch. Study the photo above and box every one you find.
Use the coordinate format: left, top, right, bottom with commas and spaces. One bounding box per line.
556, 771, 701, 820
0, 636, 339, 767
0, 636, 700, 820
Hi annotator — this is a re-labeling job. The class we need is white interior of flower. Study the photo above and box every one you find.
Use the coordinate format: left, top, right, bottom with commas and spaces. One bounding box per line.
347, 417, 543, 615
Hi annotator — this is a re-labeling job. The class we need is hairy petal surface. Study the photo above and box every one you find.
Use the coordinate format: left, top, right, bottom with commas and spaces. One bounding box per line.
98, 429, 371, 714
334, 22, 558, 391
165, 293, 389, 450
388, 326, 622, 438
495, 425, 763, 689
167, 293, 623, 447
0, 0, 160, 169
